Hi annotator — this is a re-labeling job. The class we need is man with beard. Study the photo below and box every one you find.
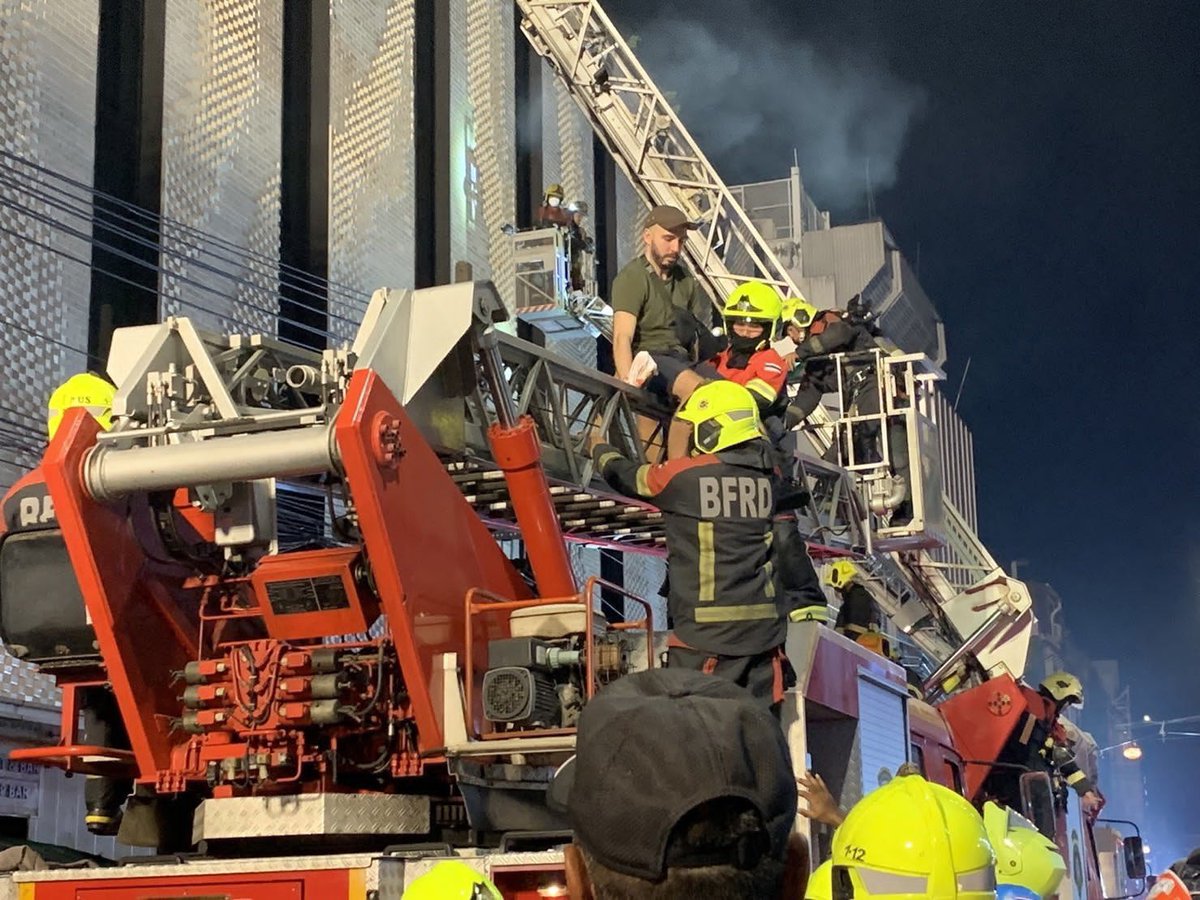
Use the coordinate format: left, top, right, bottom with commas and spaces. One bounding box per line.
610, 204, 716, 457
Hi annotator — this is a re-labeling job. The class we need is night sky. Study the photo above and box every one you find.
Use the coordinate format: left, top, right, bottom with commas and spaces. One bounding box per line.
604, 0, 1200, 854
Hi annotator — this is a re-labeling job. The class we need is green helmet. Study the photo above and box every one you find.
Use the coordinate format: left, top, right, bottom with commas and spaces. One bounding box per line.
825, 559, 859, 590
402, 860, 502, 900
984, 801, 1067, 898
674, 381, 763, 454
782, 297, 818, 330
1039, 671, 1084, 707
723, 280, 783, 323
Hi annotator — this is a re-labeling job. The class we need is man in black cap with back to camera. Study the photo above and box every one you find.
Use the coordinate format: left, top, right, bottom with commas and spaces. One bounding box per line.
548, 667, 807, 900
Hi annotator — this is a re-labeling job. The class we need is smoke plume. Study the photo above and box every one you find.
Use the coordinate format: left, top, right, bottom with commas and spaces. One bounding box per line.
626, 16, 927, 213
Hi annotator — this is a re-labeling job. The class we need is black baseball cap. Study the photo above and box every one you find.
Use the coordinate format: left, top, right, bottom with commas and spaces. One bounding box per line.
547, 668, 796, 881
644, 204, 697, 231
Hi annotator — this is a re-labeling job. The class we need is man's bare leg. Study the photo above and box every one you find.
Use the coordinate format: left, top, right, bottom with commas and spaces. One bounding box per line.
667, 370, 708, 459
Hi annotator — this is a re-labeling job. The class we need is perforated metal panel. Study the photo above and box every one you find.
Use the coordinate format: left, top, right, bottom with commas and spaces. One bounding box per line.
0, 0, 97, 494
614, 171, 644, 271
461, 0, 517, 307
159, 0, 284, 336
329, 0, 416, 342
555, 87, 595, 222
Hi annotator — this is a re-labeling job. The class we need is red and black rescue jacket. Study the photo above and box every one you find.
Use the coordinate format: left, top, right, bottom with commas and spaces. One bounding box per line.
592, 440, 783, 657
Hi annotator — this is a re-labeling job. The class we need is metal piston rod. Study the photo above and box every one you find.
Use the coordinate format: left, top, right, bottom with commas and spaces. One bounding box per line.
84, 423, 341, 502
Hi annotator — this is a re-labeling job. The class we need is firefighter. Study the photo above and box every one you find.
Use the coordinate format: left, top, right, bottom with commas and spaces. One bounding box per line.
44, 373, 134, 836
986, 671, 1104, 818
825, 559, 884, 648
47, 371, 116, 439
707, 282, 825, 618
591, 380, 792, 713
711, 281, 788, 418
786, 295, 912, 521
828, 772, 998, 898
534, 182, 572, 228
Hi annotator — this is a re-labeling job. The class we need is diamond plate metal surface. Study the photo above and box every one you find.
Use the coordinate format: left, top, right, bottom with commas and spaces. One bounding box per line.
329, 0, 416, 344
159, 0, 283, 337
193, 793, 430, 841
0, 0, 96, 496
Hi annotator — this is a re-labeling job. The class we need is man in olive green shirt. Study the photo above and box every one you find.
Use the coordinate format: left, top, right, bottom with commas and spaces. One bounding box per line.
610, 205, 716, 456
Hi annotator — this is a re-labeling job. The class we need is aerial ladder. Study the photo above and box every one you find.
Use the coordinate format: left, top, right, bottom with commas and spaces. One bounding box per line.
513, 0, 1032, 687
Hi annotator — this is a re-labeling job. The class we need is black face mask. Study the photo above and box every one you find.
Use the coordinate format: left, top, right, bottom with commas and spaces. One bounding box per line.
729, 332, 763, 356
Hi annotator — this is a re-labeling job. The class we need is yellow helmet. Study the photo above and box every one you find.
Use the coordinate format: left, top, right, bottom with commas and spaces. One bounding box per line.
47, 373, 115, 440
723, 280, 783, 324
831, 773, 996, 899
806, 859, 834, 900
983, 801, 1067, 898
402, 860, 502, 900
783, 297, 818, 330
545, 183, 564, 200
674, 380, 763, 454
825, 559, 859, 590
1039, 671, 1084, 706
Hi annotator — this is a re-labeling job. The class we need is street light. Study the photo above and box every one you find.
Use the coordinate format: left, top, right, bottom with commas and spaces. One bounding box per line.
1097, 740, 1142, 760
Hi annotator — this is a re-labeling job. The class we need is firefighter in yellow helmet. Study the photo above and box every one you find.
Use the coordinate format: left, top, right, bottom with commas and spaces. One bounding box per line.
711, 281, 787, 415
535, 182, 572, 229
782, 297, 819, 344
402, 859, 502, 900
43, 373, 129, 835
592, 381, 794, 713
983, 801, 1067, 898
983, 670, 1103, 819
47, 372, 115, 440
823, 559, 885, 654
829, 772, 997, 898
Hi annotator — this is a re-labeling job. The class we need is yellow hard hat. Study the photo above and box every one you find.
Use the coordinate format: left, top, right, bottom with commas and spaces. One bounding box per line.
831, 773, 996, 898
806, 859, 834, 900
984, 801, 1067, 898
723, 280, 783, 324
402, 859, 502, 900
783, 297, 818, 330
1039, 671, 1084, 706
674, 380, 763, 454
545, 183, 564, 199
47, 373, 115, 440
825, 559, 859, 590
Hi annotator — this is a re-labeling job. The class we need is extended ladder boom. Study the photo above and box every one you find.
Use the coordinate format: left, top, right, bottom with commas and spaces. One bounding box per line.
515, 0, 1033, 681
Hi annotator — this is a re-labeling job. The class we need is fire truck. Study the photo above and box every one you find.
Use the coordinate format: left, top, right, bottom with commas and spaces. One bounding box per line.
0, 1, 1147, 898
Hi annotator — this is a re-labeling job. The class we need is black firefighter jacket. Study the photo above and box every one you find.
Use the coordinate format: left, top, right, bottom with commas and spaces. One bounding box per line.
592, 440, 784, 657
